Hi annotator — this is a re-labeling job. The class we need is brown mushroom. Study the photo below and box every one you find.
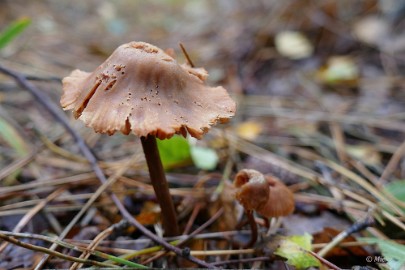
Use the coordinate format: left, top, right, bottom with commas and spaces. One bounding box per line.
61, 41, 236, 236
61, 41, 235, 140
233, 169, 294, 247
234, 169, 294, 217
257, 175, 295, 218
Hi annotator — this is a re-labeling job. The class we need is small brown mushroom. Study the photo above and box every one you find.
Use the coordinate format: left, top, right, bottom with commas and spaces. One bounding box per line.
234, 169, 295, 218
61, 41, 236, 236
257, 175, 295, 218
234, 169, 269, 212
233, 169, 294, 247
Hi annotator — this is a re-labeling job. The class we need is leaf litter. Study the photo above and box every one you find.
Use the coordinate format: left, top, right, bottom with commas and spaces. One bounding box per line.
0, 0, 404, 269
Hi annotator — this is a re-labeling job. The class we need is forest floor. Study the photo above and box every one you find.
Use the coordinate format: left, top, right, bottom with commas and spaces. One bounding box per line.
0, 1, 404, 269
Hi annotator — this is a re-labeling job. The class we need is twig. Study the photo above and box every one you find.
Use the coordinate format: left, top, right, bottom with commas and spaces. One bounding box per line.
0, 187, 64, 253
0, 150, 37, 181
140, 207, 224, 265
183, 202, 204, 235
306, 250, 342, 270
25, 75, 62, 82
317, 215, 374, 257
0, 230, 146, 268
0, 64, 216, 269
379, 139, 405, 186
69, 221, 120, 270
240, 96, 405, 132
325, 160, 404, 216
179, 43, 195, 68
211, 256, 270, 266
0, 233, 118, 268
33, 156, 133, 269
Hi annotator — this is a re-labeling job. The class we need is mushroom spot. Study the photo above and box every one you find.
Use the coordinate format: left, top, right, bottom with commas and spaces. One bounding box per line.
113, 64, 126, 72
104, 79, 117, 91
193, 101, 203, 107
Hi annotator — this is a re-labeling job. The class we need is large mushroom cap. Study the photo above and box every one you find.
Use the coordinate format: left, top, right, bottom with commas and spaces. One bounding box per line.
61, 41, 236, 140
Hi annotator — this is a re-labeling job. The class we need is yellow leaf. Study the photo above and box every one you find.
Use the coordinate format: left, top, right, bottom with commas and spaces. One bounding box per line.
236, 121, 263, 140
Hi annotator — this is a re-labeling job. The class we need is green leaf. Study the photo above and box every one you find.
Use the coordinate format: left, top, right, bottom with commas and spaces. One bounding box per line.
384, 180, 405, 203
0, 17, 31, 49
275, 233, 321, 269
190, 145, 218, 170
361, 238, 405, 270
0, 117, 29, 156
157, 136, 191, 169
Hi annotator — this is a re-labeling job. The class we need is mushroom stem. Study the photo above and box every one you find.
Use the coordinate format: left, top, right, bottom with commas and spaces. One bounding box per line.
141, 134, 180, 237
245, 210, 258, 248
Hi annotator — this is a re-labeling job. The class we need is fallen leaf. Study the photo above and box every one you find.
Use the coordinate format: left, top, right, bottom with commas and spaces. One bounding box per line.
275, 31, 313, 60
236, 121, 263, 141
353, 16, 389, 47
190, 145, 219, 170
317, 56, 359, 85
361, 238, 405, 270
275, 233, 321, 269
313, 227, 369, 257
157, 135, 191, 169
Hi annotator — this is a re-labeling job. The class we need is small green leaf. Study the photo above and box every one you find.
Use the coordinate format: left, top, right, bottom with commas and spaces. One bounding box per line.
190, 145, 218, 170
157, 136, 191, 169
384, 180, 405, 203
361, 238, 405, 270
275, 233, 321, 269
0, 17, 31, 49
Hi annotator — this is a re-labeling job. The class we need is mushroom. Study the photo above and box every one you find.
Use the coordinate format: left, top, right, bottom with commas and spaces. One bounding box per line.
233, 169, 294, 247
61, 41, 236, 236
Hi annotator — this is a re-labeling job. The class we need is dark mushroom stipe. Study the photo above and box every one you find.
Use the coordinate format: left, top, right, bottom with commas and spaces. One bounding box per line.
141, 134, 180, 237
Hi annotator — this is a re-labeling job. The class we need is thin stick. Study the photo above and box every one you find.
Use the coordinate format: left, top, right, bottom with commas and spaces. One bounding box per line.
0, 65, 216, 269
183, 202, 203, 235
141, 135, 180, 237
179, 43, 195, 68
307, 250, 342, 270
140, 207, 224, 265
317, 216, 374, 257
379, 139, 405, 186
212, 256, 270, 266
0, 187, 64, 253
0, 233, 118, 268
69, 223, 115, 270
33, 157, 130, 269
0, 230, 146, 268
